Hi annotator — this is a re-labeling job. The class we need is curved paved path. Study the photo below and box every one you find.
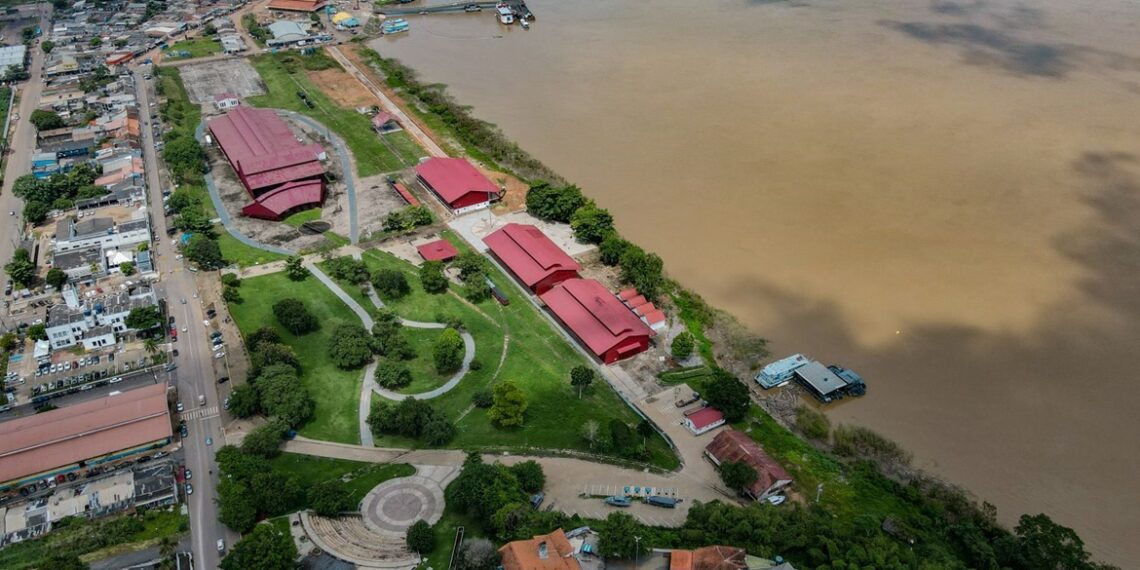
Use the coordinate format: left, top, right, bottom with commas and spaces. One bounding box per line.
359, 465, 458, 537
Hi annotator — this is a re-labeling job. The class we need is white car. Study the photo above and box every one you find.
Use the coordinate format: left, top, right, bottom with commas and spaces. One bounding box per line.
176, 402, 184, 412
109, 376, 123, 384
214, 352, 226, 359
217, 538, 225, 552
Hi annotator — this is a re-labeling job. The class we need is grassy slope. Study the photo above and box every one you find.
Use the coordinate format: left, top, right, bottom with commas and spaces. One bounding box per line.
165, 37, 220, 59
0, 510, 186, 570
155, 67, 216, 218
396, 326, 451, 394
267, 454, 415, 505
215, 228, 289, 267
357, 233, 678, 469
226, 272, 362, 443
245, 53, 424, 178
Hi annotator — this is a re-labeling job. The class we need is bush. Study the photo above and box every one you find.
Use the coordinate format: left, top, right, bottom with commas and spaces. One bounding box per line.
272, 298, 319, 335
488, 381, 527, 427
221, 273, 241, 287
703, 368, 750, 422
368, 398, 456, 444
468, 358, 483, 371
718, 461, 758, 494
795, 404, 831, 441
309, 480, 354, 516
570, 203, 614, 244
419, 260, 449, 294
326, 255, 370, 284
833, 424, 912, 468
671, 332, 695, 360
508, 460, 545, 493
242, 419, 288, 458
375, 360, 412, 389
371, 268, 410, 299
471, 389, 493, 408
328, 323, 374, 369
432, 328, 465, 374
406, 520, 436, 553
222, 285, 242, 304
525, 183, 585, 222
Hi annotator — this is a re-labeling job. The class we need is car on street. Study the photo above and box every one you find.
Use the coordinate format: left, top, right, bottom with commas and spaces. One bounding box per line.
180, 327, 187, 333
205, 436, 213, 446
223, 397, 230, 410
184, 469, 192, 480
172, 349, 179, 357
217, 539, 225, 553
185, 483, 193, 495
180, 298, 186, 304
109, 376, 122, 384
176, 402, 184, 412
214, 352, 225, 359
217, 376, 229, 384
179, 424, 188, 438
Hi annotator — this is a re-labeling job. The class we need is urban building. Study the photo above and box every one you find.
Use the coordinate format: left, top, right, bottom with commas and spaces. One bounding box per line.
43, 285, 159, 350
414, 157, 501, 214
484, 223, 582, 294
704, 430, 793, 501
539, 278, 653, 364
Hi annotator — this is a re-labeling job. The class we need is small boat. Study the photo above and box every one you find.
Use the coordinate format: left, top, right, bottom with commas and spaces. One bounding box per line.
382, 19, 410, 34
604, 496, 631, 507
496, 3, 514, 24
646, 495, 681, 509
765, 494, 786, 506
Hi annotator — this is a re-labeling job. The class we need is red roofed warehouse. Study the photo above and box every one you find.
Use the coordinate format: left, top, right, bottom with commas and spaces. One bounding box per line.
268, 0, 327, 12
484, 223, 581, 294
208, 106, 326, 221
414, 157, 501, 214
0, 384, 172, 491
704, 430, 793, 500
539, 278, 652, 364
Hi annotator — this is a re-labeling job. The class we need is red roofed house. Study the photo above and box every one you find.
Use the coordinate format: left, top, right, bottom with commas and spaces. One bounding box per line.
499, 529, 580, 570
683, 406, 726, 435
268, 0, 327, 12
642, 309, 667, 332
483, 223, 581, 294
670, 546, 753, 570
539, 278, 652, 364
417, 239, 459, 262
0, 384, 172, 491
705, 430, 793, 500
371, 111, 401, 133
208, 105, 326, 221
415, 157, 501, 214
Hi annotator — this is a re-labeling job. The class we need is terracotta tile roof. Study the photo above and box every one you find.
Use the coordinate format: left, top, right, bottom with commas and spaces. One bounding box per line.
671, 550, 694, 570
417, 239, 459, 261
692, 546, 747, 570
499, 529, 580, 570
0, 384, 172, 484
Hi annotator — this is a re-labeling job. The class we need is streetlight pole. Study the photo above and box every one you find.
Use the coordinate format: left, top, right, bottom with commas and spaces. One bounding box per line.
815, 483, 824, 504
634, 536, 641, 569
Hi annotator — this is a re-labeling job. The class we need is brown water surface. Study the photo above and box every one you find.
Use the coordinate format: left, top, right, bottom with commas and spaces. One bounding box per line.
373, 0, 1140, 564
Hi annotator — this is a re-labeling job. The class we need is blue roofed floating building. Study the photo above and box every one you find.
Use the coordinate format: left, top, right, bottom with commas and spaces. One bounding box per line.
755, 353, 810, 389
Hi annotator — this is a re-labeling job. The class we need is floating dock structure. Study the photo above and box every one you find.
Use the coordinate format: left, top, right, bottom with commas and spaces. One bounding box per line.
793, 361, 867, 403
755, 353, 810, 389
377, 0, 535, 22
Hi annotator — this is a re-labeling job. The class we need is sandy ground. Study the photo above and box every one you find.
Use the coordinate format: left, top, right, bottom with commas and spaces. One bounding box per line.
306, 68, 377, 110
355, 173, 414, 240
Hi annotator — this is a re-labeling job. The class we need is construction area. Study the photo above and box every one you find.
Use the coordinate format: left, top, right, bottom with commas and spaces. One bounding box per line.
178, 60, 266, 104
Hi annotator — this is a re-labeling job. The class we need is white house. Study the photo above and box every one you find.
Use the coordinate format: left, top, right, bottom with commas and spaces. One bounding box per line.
213, 93, 240, 111
53, 217, 150, 254
44, 286, 159, 351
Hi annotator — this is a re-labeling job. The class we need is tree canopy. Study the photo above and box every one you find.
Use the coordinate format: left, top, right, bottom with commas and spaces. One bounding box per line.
525, 183, 586, 223
220, 522, 298, 570
29, 109, 65, 131
328, 323, 374, 369
4, 248, 35, 287
718, 461, 758, 494
488, 381, 527, 427
432, 328, 465, 374
703, 368, 751, 422
419, 260, 449, 294
124, 305, 163, 330
272, 298, 319, 335
570, 204, 614, 244
371, 268, 410, 299
184, 234, 224, 269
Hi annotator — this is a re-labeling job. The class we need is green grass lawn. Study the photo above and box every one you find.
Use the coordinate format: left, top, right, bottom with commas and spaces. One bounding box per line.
226, 272, 364, 443
282, 208, 322, 228
246, 52, 425, 178
165, 37, 221, 59
357, 233, 679, 469
424, 498, 486, 570
0, 509, 187, 570
215, 227, 290, 267
396, 327, 451, 393
268, 453, 415, 504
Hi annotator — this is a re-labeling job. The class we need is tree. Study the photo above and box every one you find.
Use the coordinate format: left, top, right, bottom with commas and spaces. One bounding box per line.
284, 256, 307, 281
598, 512, 648, 559
599, 234, 631, 266
0, 332, 18, 352
375, 360, 412, 389
40, 40, 54, 53
184, 234, 224, 269
43, 553, 88, 570
619, 246, 665, 299
636, 419, 655, 442
508, 460, 545, 493
242, 419, 288, 458
328, 324, 374, 369
220, 523, 298, 570
371, 268, 410, 299
406, 520, 436, 554
166, 187, 198, 213
27, 323, 47, 341
569, 365, 595, 399
221, 273, 242, 287
272, 298, 319, 335
251, 342, 301, 375
223, 285, 242, 304
462, 269, 490, 302
703, 368, 750, 422
228, 384, 259, 418
671, 332, 694, 360
88, 37, 102, 47
456, 538, 500, 570
119, 261, 136, 276
309, 480, 354, 516
326, 256, 370, 284
4, 248, 35, 287
143, 337, 159, 355
247, 327, 281, 350
419, 260, 449, 294
581, 420, 600, 449
1008, 513, 1102, 570
125, 305, 163, 330
422, 418, 457, 445
718, 461, 758, 494
453, 252, 488, 281
173, 205, 213, 234
569, 204, 614, 244
432, 328, 465, 374
525, 183, 586, 222
488, 381, 527, 427
162, 137, 206, 184
256, 365, 314, 427
22, 201, 50, 225
29, 109, 65, 131
218, 478, 258, 533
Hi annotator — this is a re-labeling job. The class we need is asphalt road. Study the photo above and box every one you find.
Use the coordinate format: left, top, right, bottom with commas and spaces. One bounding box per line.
0, 5, 49, 271
132, 67, 234, 569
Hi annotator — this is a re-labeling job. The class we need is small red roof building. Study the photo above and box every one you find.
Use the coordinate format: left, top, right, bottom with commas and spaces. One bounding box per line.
624, 294, 648, 308
704, 430, 793, 500
499, 529, 580, 570
683, 407, 726, 435
414, 157, 500, 213
371, 112, 399, 131
670, 546, 749, 570
392, 182, 419, 206
484, 223, 581, 294
643, 309, 667, 330
539, 278, 652, 364
618, 288, 639, 301
417, 239, 459, 262
267, 0, 327, 12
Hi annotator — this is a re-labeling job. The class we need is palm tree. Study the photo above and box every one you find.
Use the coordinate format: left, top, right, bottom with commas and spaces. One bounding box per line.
143, 337, 159, 355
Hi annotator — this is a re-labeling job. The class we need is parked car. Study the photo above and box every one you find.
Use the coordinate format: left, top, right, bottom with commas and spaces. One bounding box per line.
184, 469, 192, 480
223, 397, 230, 410
185, 483, 193, 495
172, 349, 179, 357
176, 402, 184, 412
216, 376, 229, 384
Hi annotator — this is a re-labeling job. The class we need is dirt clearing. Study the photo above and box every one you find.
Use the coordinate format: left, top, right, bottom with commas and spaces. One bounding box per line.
306, 68, 377, 109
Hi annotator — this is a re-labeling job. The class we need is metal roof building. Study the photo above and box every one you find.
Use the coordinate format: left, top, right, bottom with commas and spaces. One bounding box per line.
793, 360, 849, 403
207, 105, 326, 220
538, 278, 652, 364
0, 44, 27, 69
0, 384, 172, 490
704, 430, 793, 500
483, 223, 581, 294
414, 157, 500, 213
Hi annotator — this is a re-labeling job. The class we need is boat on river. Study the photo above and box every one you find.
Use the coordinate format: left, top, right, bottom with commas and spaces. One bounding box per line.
496, 3, 514, 24
382, 18, 410, 34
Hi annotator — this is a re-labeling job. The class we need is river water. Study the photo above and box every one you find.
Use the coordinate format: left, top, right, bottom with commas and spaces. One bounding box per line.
373, 0, 1140, 564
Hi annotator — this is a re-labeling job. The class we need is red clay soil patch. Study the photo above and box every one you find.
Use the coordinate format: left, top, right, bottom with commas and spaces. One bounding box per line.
477, 165, 528, 213
305, 68, 378, 109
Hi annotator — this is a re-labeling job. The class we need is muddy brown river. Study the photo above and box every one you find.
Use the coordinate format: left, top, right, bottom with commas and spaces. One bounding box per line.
373, 0, 1140, 564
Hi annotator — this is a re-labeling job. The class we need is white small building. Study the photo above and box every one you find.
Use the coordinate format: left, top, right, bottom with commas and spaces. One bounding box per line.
213, 92, 240, 111
44, 286, 159, 351
33, 340, 52, 366
683, 406, 726, 436
53, 217, 150, 254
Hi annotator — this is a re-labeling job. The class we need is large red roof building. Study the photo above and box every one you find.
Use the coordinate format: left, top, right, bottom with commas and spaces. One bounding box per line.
0, 384, 172, 490
483, 223, 581, 294
704, 430, 793, 500
208, 106, 326, 220
267, 0, 327, 12
539, 278, 652, 364
414, 157, 500, 213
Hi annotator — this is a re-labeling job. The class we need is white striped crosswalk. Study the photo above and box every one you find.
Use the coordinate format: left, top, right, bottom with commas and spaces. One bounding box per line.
181, 405, 218, 421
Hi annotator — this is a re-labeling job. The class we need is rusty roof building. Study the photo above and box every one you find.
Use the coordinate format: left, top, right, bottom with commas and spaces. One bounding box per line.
704, 430, 793, 500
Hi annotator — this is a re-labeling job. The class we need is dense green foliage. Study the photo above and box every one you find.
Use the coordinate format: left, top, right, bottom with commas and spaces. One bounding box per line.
220, 522, 297, 570
717, 461, 758, 494
327, 323, 374, 369
284, 256, 308, 281
432, 327, 465, 374
372, 268, 411, 299
382, 205, 433, 232
375, 359, 412, 389
325, 255, 370, 284
702, 368, 751, 422
569, 204, 614, 244
569, 365, 594, 398
488, 381, 528, 427
507, 460, 545, 493
525, 183, 586, 222
795, 404, 831, 441
184, 234, 223, 269
125, 305, 163, 331
419, 260, 449, 294
406, 520, 437, 554
671, 332, 695, 360
29, 109, 64, 130
272, 298, 319, 335
4, 248, 35, 287
368, 397, 457, 445
0, 510, 186, 570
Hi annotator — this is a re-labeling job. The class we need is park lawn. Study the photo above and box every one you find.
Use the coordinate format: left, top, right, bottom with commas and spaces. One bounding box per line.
359, 236, 679, 470
165, 37, 221, 59
226, 272, 363, 443
268, 453, 415, 504
425, 498, 486, 570
215, 227, 289, 267
0, 509, 187, 570
395, 327, 451, 394
245, 52, 411, 177
283, 208, 322, 228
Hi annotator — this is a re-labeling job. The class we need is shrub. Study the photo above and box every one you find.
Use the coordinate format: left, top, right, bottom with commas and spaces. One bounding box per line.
432, 328, 465, 374
375, 360, 412, 389
471, 389, 493, 408
406, 520, 436, 553
795, 404, 831, 441
488, 381, 527, 427
419, 260, 448, 294
671, 332, 695, 360
508, 460, 545, 493
328, 324, 374, 369
272, 298, 319, 335
372, 268, 410, 299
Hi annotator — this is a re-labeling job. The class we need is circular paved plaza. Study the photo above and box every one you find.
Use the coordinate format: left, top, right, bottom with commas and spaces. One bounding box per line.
360, 472, 448, 537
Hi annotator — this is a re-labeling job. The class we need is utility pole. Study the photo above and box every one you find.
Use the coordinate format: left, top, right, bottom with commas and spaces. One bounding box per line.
634, 536, 642, 569
815, 483, 824, 504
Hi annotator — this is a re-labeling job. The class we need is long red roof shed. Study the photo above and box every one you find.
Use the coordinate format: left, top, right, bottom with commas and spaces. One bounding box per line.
539, 278, 652, 364
705, 430, 793, 499
208, 106, 326, 220
0, 384, 172, 487
483, 223, 581, 294
414, 158, 499, 211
